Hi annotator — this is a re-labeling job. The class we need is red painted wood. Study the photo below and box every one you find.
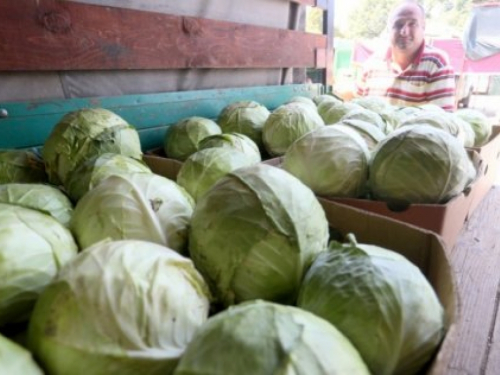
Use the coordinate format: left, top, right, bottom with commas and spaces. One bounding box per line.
0, 0, 327, 71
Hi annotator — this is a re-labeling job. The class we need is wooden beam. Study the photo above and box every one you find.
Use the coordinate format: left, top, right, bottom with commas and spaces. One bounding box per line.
0, 0, 327, 71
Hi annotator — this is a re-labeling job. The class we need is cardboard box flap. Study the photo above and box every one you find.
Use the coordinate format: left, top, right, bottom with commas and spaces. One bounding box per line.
143, 154, 182, 181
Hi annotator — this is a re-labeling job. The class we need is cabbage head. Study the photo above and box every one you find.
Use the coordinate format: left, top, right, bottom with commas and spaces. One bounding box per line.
312, 94, 342, 107
369, 125, 476, 204
336, 119, 386, 150
0, 203, 78, 326
456, 108, 493, 146
0, 150, 47, 184
400, 111, 472, 146
71, 173, 194, 253
392, 106, 423, 127
282, 126, 370, 197
65, 152, 152, 202
297, 235, 444, 375
0, 334, 43, 375
28, 240, 211, 375
198, 132, 261, 164
452, 114, 476, 147
418, 103, 445, 112
217, 101, 270, 148
351, 95, 392, 114
262, 103, 324, 156
174, 300, 370, 375
177, 148, 256, 202
339, 107, 388, 133
285, 96, 317, 111
42, 108, 142, 185
317, 101, 363, 125
165, 116, 222, 161
189, 164, 329, 307
0, 183, 73, 227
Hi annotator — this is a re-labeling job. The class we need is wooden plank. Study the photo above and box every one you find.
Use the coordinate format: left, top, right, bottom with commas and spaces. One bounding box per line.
486, 283, 500, 375
445, 186, 500, 374
0, 0, 326, 71
0, 84, 323, 150
484, 189, 500, 375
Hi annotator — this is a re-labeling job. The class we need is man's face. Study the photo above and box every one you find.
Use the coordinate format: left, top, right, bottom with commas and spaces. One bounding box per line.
389, 4, 425, 54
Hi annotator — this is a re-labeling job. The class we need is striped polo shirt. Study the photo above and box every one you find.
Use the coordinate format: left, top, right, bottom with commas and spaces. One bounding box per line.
356, 42, 456, 111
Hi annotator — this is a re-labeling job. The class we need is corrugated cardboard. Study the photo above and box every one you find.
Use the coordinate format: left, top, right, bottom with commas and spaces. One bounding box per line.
467, 125, 500, 214
142, 154, 182, 180
319, 198, 457, 375
263, 152, 481, 250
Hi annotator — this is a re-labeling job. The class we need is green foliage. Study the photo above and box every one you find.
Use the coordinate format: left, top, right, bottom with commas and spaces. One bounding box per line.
305, 7, 323, 34
344, 0, 490, 40
346, 0, 399, 39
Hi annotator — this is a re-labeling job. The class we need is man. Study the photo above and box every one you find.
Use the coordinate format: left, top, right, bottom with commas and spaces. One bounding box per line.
353, 1, 456, 111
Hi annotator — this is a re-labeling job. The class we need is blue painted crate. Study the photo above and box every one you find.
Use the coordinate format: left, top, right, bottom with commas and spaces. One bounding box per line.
0, 84, 323, 151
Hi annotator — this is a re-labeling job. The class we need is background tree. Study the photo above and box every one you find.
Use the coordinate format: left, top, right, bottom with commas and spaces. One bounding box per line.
344, 0, 490, 40
345, 0, 399, 39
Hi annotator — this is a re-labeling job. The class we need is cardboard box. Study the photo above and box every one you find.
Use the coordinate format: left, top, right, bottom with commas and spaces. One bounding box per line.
144, 154, 458, 373
319, 198, 457, 375
145, 147, 168, 158
143, 154, 182, 181
263, 152, 481, 250
467, 125, 500, 214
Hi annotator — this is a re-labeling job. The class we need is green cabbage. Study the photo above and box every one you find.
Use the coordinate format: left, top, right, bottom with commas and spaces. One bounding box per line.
42, 108, 142, 185
28, 240, 211, 375
400, 111, 473, 146
65, 153, 152, 202
262, 103, 324, 156
174, 300, 370, 375
336, 119, 386, 150
0, 203, 78, 326
189, 164, 329, 307
217, 101, 270, 148
312, 94, 342, 107
317, 101, 363, 125
0, 334, 43, 375
198, 132, 261, 164
165, 117, 222, 161
339, 107, 388, 133
0, 183, 73, 227
177, 148, 256, 202
71, 173, 194, 253
0, 150, 47, 184
369, 125, 476, 204
282, 126, 370, 197
351, 95, 392, 114
456, 108, 493, 146
298, 235, 444, 375
285, 96, 317, 111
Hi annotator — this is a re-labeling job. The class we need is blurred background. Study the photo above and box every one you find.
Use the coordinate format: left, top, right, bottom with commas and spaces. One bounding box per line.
306, 0, 500, 122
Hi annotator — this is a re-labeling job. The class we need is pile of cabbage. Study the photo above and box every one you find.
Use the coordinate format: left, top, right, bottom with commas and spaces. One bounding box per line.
277, 96, 488, 205
1, 99, 483, 374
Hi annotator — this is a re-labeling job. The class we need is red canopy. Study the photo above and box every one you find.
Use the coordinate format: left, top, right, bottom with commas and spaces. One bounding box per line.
432, 38, 500, 74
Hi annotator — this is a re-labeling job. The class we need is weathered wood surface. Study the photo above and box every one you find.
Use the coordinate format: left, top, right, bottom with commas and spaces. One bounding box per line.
445, 185, 500, 374
0, 0, 327, 71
